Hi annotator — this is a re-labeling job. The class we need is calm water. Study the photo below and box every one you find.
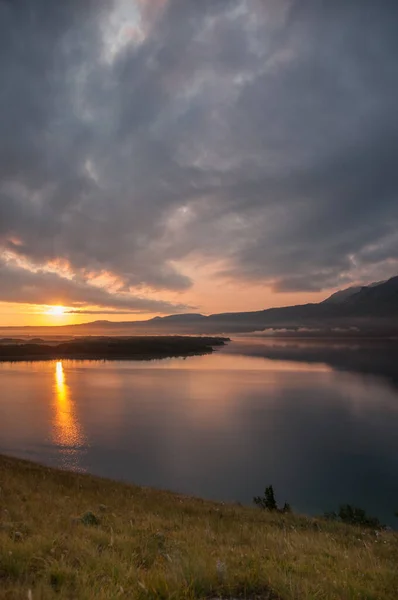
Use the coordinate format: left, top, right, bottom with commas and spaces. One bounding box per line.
1, 338, 398, 526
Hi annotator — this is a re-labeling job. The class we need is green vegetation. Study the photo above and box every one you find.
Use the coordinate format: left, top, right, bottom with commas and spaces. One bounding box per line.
253, 486, 291, 514
253, 487, 386, 528
323, 505, 383, 529
0, 336, 229, 362
1, 455, 397, 599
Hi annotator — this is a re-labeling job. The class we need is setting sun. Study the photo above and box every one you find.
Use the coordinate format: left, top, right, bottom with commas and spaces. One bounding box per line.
47, 305, 66, 316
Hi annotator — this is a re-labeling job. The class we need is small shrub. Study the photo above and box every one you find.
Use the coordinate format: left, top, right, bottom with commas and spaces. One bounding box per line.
49, 568, 76, 592
323, 504, 383, 528
253, 485, 277, 510
50, 571, 66, 590
253, 485, 290, 513
80, 511, 100, 526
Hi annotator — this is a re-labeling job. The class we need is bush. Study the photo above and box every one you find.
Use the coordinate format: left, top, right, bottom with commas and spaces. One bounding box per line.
323, 504, 382, 529
80, 511, 100, 526
253, 485, 291, 513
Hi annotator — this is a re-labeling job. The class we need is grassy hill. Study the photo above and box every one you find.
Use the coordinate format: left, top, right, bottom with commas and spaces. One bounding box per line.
0, 455, 397, 599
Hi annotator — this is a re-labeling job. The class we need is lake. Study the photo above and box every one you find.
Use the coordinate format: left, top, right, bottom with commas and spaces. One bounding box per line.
1, 337, 398, 527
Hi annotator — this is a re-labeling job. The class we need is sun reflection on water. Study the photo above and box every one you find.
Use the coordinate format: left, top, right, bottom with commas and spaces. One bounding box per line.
53, 361, 86, 470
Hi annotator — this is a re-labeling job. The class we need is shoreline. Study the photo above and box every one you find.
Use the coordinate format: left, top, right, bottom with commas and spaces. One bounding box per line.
0, 335, 229, 363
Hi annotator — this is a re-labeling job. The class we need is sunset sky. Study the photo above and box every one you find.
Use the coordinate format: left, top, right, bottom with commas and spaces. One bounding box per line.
1, 0, 398, 327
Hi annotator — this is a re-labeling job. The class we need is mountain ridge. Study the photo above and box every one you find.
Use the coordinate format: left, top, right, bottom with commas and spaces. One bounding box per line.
1, 276, 397, 336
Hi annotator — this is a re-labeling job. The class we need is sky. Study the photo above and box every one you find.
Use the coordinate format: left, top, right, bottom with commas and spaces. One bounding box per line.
1, 0, 398, 326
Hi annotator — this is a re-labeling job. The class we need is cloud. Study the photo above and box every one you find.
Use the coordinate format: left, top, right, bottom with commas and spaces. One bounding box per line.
0, 259, 189, 313
0, 0, 397, 308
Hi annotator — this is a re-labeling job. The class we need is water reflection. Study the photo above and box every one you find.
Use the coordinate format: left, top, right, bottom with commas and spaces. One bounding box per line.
53, 361, 86, 471
0, 348, 397, 526
224, 337, 398, 395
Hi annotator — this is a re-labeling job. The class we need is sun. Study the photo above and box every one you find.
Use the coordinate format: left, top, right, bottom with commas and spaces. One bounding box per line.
47, 305, 66, 316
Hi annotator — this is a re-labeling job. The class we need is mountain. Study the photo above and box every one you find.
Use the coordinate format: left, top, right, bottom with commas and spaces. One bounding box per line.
79, 275, 398, 334
1, 276, 397, 337
322, 286, 363, 304
150, 313, 206, 322
342, 276, 398, 315
322, 280, 386, 305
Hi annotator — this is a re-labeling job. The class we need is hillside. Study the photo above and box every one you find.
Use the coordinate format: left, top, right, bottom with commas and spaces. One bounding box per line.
1, 454, 397, 599
342, 276, 398, 314
322, 280, 385, 305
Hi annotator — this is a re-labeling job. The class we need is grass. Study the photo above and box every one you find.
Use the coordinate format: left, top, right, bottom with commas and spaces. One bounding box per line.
0, 455, 397, 599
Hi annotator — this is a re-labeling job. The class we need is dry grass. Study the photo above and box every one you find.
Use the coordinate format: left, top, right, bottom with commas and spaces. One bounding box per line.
0, 454, 397, 600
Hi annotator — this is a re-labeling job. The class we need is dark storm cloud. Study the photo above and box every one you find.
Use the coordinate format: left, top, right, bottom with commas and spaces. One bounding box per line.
0, 0, 397, 309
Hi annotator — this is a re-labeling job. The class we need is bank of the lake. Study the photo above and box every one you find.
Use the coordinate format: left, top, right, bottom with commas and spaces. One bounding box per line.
0, 336, 229, 362
0, 455, 397, 599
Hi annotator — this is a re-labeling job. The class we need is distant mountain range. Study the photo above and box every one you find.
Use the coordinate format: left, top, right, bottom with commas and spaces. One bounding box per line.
2, 276, 398, 337
86, 275, 398, 335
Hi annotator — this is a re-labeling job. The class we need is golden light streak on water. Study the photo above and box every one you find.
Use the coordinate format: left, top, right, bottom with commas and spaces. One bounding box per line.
53, 361, 86, 470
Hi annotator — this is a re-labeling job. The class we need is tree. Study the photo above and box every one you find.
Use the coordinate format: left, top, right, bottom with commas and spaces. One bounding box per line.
253, 485, 278, 511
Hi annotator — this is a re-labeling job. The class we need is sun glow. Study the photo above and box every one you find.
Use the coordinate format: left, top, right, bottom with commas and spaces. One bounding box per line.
47, 305, 66, 316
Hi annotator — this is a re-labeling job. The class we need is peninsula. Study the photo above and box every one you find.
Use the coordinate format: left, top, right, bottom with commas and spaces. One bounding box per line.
0, 336, 229, 362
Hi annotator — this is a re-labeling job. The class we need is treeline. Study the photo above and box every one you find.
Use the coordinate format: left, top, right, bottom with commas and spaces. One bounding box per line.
0, 336, 229, 361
